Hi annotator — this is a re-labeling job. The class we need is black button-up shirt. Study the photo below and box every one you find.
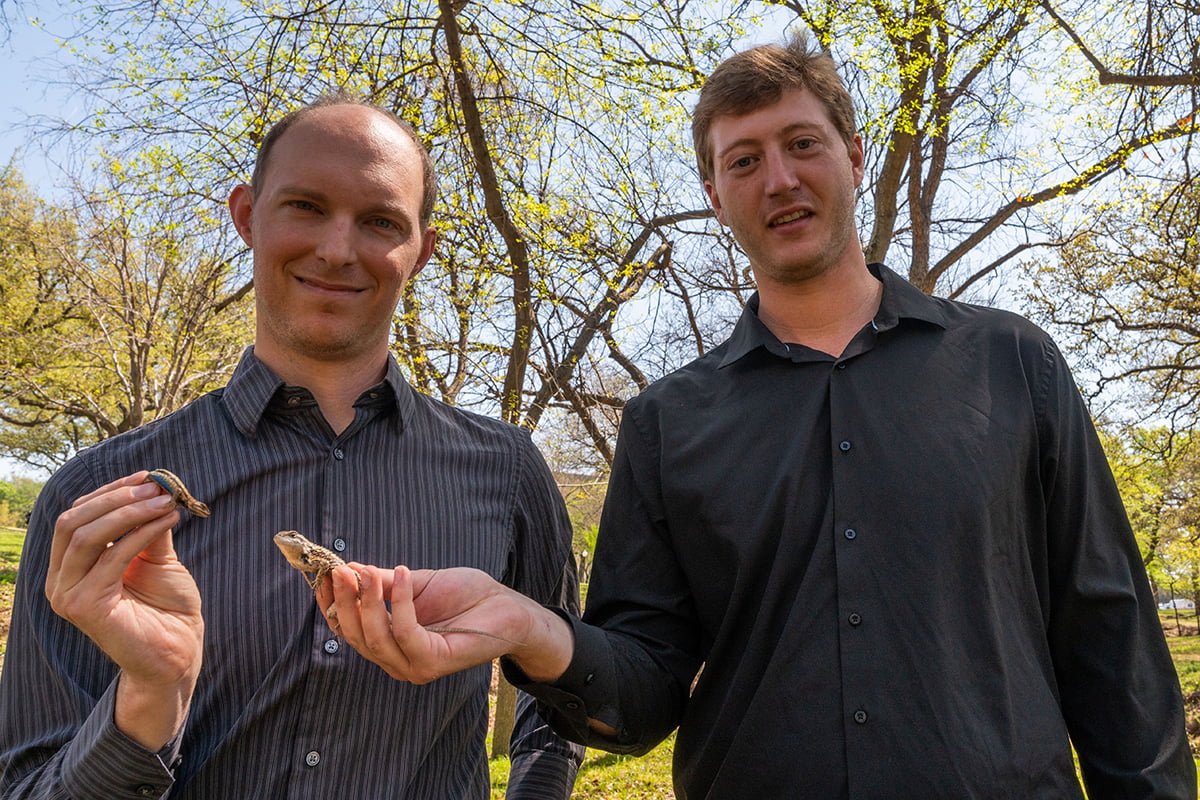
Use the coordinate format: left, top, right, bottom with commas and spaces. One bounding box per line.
510, 264, 1193, 799
1, 349, 582, 799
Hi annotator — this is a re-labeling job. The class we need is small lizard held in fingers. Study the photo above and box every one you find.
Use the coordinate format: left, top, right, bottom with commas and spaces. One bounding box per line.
145, 469, 211, 517
272, 530, 520, 644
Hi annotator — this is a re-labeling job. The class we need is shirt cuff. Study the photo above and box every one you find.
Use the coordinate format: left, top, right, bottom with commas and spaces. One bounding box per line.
62, 679, 181, 800
502, 611, 637, 752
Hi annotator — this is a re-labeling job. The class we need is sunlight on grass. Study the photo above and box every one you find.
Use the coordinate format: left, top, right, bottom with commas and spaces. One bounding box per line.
491, 736, 675, 799
0, 530, 23, 584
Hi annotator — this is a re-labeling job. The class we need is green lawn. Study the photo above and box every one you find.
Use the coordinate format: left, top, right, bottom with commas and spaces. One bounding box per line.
0, 529, 22, 671
0, 528, 23, 580
490, 737, 675, 799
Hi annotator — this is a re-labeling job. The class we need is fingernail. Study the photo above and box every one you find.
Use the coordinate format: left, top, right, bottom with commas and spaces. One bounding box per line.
132, 482, 160, 499
149, 494, 176, 509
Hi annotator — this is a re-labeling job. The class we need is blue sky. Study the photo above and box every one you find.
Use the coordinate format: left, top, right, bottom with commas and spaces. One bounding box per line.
1, 1, 80, 191
1, 3, 73, 479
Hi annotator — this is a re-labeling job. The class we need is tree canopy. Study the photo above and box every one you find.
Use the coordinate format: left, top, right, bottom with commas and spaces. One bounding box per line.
1, 0, 1196, 468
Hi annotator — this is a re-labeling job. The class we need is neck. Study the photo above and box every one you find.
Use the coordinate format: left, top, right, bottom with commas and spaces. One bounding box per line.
253, 343, 389, 434
754, 258, 882, 358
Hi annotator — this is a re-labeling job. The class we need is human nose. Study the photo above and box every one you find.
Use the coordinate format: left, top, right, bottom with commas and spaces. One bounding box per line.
762, 146, 801, 196
313, 216, 356, 266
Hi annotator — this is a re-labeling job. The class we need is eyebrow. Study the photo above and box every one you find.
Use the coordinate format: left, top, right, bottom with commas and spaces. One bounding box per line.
715, 122, 827, 161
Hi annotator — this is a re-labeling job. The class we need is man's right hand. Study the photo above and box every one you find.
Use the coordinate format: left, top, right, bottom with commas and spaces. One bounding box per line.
320, 563, 575, 686
45, 472, 205, 750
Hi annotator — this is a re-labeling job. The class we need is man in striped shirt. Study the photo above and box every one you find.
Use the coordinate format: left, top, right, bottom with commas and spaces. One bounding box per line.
0, 98, 582, 799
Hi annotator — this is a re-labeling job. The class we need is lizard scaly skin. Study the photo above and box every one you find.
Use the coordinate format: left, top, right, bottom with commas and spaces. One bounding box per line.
272, 530, 518, 644
145, 469, 211, 518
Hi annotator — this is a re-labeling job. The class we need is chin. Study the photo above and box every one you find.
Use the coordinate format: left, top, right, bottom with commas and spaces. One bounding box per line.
759, 259, 830, 285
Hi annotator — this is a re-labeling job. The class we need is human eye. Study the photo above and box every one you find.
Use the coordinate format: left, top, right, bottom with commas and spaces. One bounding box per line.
366, 216, 409, 239
287, 199, 319, 212
791, 137, 817, 152
726, 154, 757, 172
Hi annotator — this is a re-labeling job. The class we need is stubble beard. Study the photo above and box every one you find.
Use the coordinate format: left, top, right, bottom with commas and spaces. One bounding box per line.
259, 308, 389, 365
756, 187, 862, 286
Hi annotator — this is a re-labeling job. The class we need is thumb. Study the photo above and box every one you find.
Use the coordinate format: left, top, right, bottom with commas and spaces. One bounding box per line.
133, 526, 180, 565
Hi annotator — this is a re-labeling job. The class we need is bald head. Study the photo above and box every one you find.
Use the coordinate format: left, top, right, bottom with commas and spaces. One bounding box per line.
251, 97, 438, 230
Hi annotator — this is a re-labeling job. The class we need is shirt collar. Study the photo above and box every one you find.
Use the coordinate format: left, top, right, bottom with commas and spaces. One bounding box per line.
221, 347, 412, 437
718, 263, 948, 368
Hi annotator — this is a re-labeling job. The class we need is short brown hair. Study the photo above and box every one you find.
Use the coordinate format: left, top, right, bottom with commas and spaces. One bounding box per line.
250, 93, 439, 230
692, 34, 857, 184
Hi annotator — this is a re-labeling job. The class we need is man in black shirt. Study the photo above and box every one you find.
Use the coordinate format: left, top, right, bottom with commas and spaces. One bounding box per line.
324, 35, 1195, 798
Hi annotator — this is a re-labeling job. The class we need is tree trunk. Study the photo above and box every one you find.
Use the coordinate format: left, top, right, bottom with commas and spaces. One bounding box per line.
491, 667, 518, 758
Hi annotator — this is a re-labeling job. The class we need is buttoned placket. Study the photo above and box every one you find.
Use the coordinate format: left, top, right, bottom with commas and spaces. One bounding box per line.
829, 353, 876, 774
286, 396, 388, 794
319, 430, 351, 663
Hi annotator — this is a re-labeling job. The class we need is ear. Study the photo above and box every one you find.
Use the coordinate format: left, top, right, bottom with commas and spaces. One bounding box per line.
849, 134, 865, 187
410, 227, 438, 279
228, 183, 255, 247
704, 180, 728, 226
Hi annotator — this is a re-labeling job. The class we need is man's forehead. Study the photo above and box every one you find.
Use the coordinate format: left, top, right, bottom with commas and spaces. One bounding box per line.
710, 90, 832, 142
261, 109, 420, 180
281, 104, 406, 145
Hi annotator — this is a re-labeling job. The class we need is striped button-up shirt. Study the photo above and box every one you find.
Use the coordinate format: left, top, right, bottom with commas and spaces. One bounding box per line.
0, 349, 582, 799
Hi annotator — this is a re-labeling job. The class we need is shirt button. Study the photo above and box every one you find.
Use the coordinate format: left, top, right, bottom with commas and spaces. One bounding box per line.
324, 638, 341, 654
332, 448, 345, 461
836, 362, 847, 370
333, 538, 347, 552
135, 786, 157, 797
839, 440, 852, 452
305, 751, 321, 767
286, 396, 301, 407
853, 710, 869, 724
844, 528, 857, 540
848, 612, 862, 626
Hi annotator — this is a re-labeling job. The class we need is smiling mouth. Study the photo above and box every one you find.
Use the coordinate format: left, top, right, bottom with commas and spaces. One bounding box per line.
298, 276, 363, 293
769, 210, 812, 228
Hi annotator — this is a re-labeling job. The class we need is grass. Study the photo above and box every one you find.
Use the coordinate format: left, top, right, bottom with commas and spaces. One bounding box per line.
0, 528, 23, 575
0, 528, 22, 672
490, 737, 675, 799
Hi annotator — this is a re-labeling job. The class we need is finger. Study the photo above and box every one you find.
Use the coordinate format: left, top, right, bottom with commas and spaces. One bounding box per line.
47, 510, 181, 624
50, 477, 168, 574
137, 524, 183, 564
382, 565, 449, 682
49, 494, 180, 602
388, 565, 425, 644
355, 566, 414, 670
313, 570, 336, 620
327, 565, 366, 638
70, 471, 152, 508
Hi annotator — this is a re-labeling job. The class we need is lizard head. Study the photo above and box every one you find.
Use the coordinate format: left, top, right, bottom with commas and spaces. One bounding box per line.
273, 530, 315, 570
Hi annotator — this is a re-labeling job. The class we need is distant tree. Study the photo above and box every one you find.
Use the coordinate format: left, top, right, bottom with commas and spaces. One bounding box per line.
0, 160, 251, 472
1102, 427, 1200, 606
1027, 178, 1200, 424
0, 476, 42, 527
